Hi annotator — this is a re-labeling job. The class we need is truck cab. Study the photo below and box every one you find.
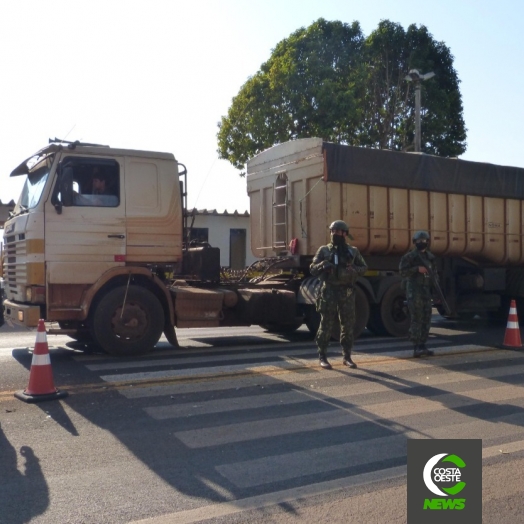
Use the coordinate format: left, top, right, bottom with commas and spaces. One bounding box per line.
2, 140, 184, 345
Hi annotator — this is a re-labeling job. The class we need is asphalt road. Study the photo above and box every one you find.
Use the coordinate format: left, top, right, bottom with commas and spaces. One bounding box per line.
1, 317, 524, 523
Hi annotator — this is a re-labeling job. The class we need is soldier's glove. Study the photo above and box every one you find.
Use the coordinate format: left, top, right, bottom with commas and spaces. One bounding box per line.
320, 261, 335, 271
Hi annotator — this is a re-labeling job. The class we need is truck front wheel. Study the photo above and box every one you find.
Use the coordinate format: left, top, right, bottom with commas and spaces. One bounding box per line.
91, 285, 164, 356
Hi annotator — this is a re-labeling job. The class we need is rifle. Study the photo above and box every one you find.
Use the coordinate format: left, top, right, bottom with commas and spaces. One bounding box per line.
415, 252, 452, 316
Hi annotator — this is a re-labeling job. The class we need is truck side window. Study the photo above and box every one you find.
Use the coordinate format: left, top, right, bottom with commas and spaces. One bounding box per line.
59, 158, 120, 207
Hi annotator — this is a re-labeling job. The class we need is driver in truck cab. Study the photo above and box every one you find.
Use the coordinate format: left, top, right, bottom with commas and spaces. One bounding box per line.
73, 166, 118, 207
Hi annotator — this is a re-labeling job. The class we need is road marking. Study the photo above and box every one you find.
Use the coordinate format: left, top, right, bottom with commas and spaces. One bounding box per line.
172, 381, 524, 448
81, 338, 454, 370
129, 465, 407, 524
127, 441, 524, 524
0, 345, 517, 401
94, 344, 493, 383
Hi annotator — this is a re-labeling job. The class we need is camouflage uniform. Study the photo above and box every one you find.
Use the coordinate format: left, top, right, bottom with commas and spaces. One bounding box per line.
310, 242, 368, 359
399, 248, 436, 346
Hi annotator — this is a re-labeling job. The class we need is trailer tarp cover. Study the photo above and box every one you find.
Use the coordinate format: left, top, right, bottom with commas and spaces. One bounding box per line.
323, 142, 524, 199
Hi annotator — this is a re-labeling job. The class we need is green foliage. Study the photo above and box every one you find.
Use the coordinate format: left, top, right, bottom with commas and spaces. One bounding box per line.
217, 18, 467, 170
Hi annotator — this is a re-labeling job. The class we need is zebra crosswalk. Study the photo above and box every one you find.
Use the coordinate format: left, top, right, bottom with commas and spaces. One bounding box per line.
73, 336, 524, 522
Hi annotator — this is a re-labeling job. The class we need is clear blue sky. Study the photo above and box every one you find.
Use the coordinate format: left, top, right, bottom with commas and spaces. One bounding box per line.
1, 0, 523, 216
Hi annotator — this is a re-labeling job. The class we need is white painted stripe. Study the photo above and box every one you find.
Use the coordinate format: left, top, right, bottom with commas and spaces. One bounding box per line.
88, 348, 321, 371
173, 383, 524, 448
509, 307, 518, 315
506, 321, 520, 329
129, 465, 406, 524
126, 438, 524, 524
97, 343, 491, 383
216, 434, 407, 488
217, 428, 524, 489
118, 353, 524, 399
146, 390, 310, 420
175, 409, 374, 447
85, 339, 450, 371
100, 362, 311, 382
31, 354, 51, 366
35, 331, 48, 343
114, 350, 523, 400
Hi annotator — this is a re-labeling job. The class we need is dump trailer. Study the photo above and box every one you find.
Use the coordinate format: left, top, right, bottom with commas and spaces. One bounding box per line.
246, 137, 524, 336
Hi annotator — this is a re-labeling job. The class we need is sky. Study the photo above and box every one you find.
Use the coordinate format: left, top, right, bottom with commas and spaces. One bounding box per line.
1, 0, 524, 219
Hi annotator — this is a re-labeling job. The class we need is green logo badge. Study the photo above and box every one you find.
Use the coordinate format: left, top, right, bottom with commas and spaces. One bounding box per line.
423, 453, 466, 496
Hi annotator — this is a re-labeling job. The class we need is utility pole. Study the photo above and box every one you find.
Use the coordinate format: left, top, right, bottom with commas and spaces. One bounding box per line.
405, 69, 435, 152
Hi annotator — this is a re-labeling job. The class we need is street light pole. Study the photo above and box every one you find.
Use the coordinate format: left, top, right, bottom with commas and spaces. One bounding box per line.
414, 81, 422, 152
405, 69, 435, 152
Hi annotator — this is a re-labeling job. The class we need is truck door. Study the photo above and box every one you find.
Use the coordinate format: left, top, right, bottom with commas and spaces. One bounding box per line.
45, 155, 126, 294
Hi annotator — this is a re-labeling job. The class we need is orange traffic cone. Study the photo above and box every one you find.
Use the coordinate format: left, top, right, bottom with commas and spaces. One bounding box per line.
15, 319, 68, 403
502, 300, 523, 349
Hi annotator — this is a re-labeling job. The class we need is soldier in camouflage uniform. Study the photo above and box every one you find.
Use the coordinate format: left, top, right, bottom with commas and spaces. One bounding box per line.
310, 220, 368, 369
399, 230, 436, 357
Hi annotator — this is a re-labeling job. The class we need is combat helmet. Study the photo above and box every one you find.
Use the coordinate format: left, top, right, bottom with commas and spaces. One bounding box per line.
329, 220, 349, 232
412, 230, 430, 243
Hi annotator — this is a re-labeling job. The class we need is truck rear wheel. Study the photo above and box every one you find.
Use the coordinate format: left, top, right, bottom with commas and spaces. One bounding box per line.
91, 285, 164, 356
368, 282, 410, 337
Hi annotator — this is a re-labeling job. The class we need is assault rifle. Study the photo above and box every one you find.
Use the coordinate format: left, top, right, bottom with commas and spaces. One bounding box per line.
416, 252, 452, 316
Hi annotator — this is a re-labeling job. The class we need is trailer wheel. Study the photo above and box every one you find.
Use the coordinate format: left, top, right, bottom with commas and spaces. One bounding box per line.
91, 285, 164, 356
373, 282, 410, 337
303, 286, 369, 340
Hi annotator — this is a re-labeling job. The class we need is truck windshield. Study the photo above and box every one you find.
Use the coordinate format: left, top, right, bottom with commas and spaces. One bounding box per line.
14, 154, 55, 213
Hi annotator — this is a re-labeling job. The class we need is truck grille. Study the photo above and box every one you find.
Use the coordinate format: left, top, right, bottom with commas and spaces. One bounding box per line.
3, 234, 28, 297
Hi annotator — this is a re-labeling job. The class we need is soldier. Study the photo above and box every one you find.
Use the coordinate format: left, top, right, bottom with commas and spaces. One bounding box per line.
399, 230, 436, 357
310, 220, 368, 369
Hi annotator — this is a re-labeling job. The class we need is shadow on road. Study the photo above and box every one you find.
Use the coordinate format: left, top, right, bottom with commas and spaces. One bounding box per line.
4, 316, 523, 522
0, 423, 49, 524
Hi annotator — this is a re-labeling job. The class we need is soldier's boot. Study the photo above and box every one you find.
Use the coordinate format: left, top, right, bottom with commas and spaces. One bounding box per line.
413, 345, 424, 358
342, 352, 357, 369
419, 343, 434, 356
319, 355, 332, 370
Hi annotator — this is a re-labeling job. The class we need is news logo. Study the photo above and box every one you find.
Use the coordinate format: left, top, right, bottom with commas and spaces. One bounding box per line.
408, 439, 481, 523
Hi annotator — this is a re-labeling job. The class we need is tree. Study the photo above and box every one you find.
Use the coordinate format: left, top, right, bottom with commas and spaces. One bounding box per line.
217, 19, 467, 171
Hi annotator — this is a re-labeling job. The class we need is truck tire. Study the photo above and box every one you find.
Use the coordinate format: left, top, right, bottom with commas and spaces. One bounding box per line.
91, 285, 164, 356
370, 282, 410, 337
303, 286, 369, 340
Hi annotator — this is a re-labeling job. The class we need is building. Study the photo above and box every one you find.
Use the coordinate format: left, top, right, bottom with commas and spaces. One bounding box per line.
186, 208, 257, 269
0, 200, 15, 230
